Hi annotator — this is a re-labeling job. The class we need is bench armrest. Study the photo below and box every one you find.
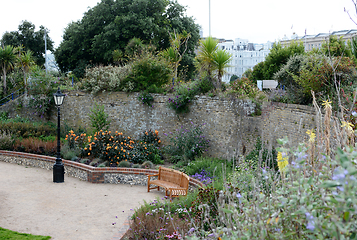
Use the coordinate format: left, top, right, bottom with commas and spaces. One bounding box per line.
147, 173, 159, 181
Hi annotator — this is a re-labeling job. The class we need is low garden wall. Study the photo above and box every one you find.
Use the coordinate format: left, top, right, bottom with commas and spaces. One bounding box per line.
1, 92, 317, 159
0, 150, 204, 188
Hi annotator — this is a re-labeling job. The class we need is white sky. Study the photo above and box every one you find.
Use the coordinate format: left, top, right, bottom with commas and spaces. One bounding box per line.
1, 0, 357, 49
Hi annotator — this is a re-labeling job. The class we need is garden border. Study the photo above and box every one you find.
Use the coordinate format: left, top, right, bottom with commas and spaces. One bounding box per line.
0, 150, 204, 188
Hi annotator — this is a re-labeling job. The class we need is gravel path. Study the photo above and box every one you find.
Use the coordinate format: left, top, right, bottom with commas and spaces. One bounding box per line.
0, 161, 164, 240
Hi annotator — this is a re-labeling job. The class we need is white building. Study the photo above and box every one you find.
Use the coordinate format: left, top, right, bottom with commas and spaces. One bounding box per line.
218, 38, 273, 83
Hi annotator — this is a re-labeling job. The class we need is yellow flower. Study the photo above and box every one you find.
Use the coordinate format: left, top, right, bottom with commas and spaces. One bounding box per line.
322, 100, 332, 109
341, 121, 354, 134
306, 129, 316, 143
277, 151, 288, 173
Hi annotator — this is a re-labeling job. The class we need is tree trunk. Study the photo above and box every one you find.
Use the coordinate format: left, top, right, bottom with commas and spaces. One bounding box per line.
2, 67, 6, 95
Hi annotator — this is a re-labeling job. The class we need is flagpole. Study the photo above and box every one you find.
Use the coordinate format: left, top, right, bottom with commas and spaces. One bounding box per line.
209, 0, 211, 36
44, 29, 47, 74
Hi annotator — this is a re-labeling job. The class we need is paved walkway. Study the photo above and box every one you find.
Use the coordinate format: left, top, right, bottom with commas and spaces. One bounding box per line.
0, 161, 164, 240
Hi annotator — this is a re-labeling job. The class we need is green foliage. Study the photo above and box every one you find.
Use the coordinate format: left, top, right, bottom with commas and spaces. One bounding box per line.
229, 74, 239, 82
184, 156, 234, 189
254, 41, 305, 80
0, 227, 51, 240
81, 65, 132, 94
196, 76, 215, 94
79, 129, 162, 165
320, 35, 352, 58
88, 102, 111, 132
245, 137, 278, 171
0, 45, 17, 94
273, 54, 308, 104
0, 130, 15, 150
0, 111, 8, 121
27, 69, 60, 119
0, 121, 56, 139
61, 144, 81, 160
196, 36, 232, 90
292, 54, 356, 101
167, 81, 200, 113
54, 0, 200, 78
124, 53, 172, 92
165, 123, 209, 163
137, 91, 154, 107
1, 20, 54, 66
227, 77, 265, 102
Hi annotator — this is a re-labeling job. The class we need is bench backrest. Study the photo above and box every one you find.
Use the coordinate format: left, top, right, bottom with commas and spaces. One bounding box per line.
159, 167, 189, 188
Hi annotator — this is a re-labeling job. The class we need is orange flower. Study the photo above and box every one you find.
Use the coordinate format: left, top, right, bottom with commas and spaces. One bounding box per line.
155, 130, 158, 136
88, 153, 90, 156
158, 140, 161, 143
65, 138, 68, 140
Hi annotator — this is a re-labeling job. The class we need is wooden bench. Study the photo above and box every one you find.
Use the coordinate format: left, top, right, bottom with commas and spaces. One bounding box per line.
147, 166, 189, 198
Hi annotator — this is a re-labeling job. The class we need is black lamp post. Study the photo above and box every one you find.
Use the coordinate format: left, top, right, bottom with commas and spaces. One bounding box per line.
53, 87, 65, 183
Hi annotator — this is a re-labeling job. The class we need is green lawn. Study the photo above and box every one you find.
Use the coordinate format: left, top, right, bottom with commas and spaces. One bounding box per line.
0, 227, 51, 240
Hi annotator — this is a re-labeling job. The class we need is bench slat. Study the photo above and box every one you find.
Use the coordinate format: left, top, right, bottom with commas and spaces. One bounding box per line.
147, 166, 189, 198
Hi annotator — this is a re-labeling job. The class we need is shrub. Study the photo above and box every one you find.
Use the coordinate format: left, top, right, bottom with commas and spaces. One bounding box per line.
81, 65, 132, 94
80, 130, 162, 166
88, 102, 111, 132
27, 70, 60, 119
167, 81, 200, 114
227, 77, 260, 98
65, 130, 87, 149
118, 160, 131, 168
61, 144, 81, 160
137, 91, 154, 107
0, 121, 56, 138
124, 53, 171, 92
165, 123, 209, 163
0, 131, 15, 150
244, 137, 278, 171
14, 137, 57, 155
184, 157, 234, 189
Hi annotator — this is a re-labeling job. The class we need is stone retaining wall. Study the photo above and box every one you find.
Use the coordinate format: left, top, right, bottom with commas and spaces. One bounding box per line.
1, 92, 317, 159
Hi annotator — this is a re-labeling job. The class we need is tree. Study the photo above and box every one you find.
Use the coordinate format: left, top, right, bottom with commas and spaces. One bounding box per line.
251, 61, 265, 80
0, 45, 17, 94
258, 41, 305, 80
319, 35, 352, 58
160, 31, 191, 82
212, 49, 232, 89
1, 20, 54, 66
18, 49, 35, 89
196, 36, 232, 90
230, 74, 239, 82
196, 37, 218, 85
55, 0, 200, 78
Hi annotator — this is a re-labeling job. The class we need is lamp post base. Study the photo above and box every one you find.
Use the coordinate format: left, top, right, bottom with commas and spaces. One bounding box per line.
53, 162, 65, 183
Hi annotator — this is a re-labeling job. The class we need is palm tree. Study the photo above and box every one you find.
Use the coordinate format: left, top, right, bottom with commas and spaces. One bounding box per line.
196, 36, 218, 85
0, 45, 17, 94
19, 50, 34, 88
212, 49, 232, 89
196, 36, 232, 90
